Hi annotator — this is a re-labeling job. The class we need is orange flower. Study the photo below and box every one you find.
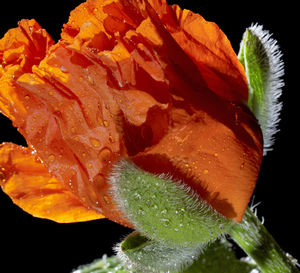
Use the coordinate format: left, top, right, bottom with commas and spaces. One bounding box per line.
0, 0, 263, 225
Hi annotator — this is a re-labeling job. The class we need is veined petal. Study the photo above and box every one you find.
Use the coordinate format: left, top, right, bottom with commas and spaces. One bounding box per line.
0, 0, 263, 224
0, 143, 104, 223
168, 5, 248, 103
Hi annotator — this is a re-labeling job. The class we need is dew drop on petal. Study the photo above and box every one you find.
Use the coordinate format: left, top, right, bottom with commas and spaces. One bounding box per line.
48, 154, 55, 162
88, 75, 94, 85
103, 120, 109, 127
103, 195, 110, 204
90, 138, 101, 148
60, 65, 68, 72
98, 147, 112, 166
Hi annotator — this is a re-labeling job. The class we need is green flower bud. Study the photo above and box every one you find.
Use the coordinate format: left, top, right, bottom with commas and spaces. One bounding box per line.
109, 159, 233, 247
238, 24, 284, 155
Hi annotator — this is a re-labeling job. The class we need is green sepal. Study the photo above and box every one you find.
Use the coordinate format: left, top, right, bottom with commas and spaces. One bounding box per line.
184, 238, 257, 273
238, 24, 284, 154
238, 28, 267, 114
115, 231, 203, 273
71, 255, 128, 273
109, 160, 233, 247
72, 239, 258, 273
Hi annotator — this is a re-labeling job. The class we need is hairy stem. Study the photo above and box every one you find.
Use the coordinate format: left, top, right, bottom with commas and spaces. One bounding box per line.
230, 207, 299, 273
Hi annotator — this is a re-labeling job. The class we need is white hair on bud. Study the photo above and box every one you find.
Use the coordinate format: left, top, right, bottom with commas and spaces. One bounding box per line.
248, 24, 284, 155
114, 235, 204, 273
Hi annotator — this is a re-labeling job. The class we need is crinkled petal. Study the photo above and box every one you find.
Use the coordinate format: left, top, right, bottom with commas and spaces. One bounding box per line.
0, 0, 263, 224
0, 17, 169, 225
0, 143, 104, 223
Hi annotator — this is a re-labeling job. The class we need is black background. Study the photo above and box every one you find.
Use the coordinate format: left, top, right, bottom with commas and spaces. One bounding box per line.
0, 1, 298, 272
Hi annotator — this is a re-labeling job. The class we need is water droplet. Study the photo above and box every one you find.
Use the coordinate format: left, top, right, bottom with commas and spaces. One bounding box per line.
160, 218, 170, 227
90, 138, 101, 148
133, 192, 141, 200
88, 75, 94, 85
24, 95, 30, 101
60, 65, 68, 72
240, 162, 245, 169
48, 154, 55, 162
108, 135, 113, 143
103, 195, 110, 204
103, 120, 109, 127
98, 147, 112, 165
138, 208, 145, 215
203, 169, 209, 174
161, 209, 167, 214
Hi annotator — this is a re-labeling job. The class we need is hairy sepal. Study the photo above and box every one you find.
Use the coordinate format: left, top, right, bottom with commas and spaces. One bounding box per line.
108, 159, 233, 247
115, 231, 203, 273
238, 24, 284, 155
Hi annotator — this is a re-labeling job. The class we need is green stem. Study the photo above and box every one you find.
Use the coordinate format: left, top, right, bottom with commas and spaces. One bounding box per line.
230, 207, 299, 273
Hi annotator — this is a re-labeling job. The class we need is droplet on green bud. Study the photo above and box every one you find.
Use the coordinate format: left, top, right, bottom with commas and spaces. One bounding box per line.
109, 159, 233, 247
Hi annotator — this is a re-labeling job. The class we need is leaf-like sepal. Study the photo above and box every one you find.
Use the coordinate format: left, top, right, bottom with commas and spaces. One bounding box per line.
109, 159, 233, 247
239, 24, 284, 155
115, 231, 203, 273
72, 239, 258, 273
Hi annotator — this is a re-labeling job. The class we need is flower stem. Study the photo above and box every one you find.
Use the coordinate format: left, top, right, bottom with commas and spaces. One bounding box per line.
230, 207, 299, 273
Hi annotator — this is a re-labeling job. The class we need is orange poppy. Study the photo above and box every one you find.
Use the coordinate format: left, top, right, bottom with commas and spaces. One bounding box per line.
0, 0, 263, 226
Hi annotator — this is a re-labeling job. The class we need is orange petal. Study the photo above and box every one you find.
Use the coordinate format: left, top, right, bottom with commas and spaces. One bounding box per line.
0, 19, 54, 73
0, 19, 54, 122
134, 94, 263, 222
0, 143, 104, 223
0, 1, 262, 225
1, 17, 167, 226
168, 4, 248, 103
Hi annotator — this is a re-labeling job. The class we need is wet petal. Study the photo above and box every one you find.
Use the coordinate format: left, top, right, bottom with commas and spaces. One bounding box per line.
0, 143, 104, 223
1, 17, 169, 225
134, 95, 263, 222
0, 0, 263, 224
